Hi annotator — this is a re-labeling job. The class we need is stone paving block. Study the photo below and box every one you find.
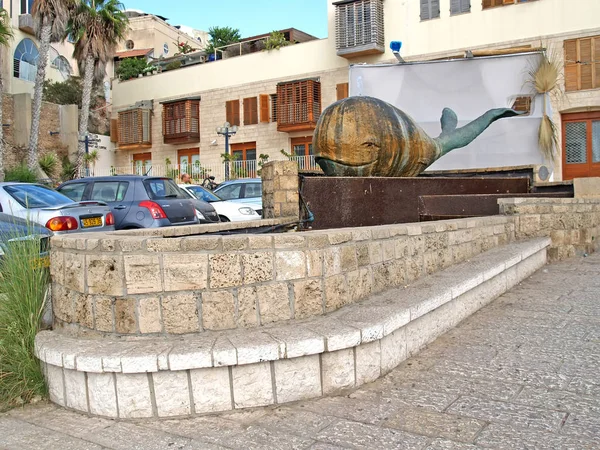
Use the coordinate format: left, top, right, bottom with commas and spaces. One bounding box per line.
63, 369, 88, 413
321, 348, 355, 394
447, 396, 567, 432
152, 370, 191, 417
274, 355, 321, 403
424, 439, 483, 450
87, 372, 118, 417
190, 367, 232, 413
163, 253, 208, 291
115, 373, 153, 419
561, 413, 600, 442
355, 340, 381, 385
232, 362, 274, 409
316, 419, 429, 450
382, 407, 486, 443
224, 425, 315, 450
257, 408, 338, 438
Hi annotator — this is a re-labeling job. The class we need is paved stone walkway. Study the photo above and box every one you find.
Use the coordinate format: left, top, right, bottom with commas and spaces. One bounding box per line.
2, 254, 600, 449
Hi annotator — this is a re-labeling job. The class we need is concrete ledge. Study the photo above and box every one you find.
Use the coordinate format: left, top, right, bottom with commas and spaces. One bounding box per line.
37, 237, 550, 418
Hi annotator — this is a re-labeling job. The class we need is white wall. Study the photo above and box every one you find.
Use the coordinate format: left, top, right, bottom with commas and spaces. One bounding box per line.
88, 135, 116, 176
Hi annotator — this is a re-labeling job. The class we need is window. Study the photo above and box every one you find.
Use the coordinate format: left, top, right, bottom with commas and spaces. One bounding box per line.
3, 184, 73, 209
215, 184, 242, 200
450, 0, 470, 15
482, 0, 535, 8
90, 182, 129, 203
243, 97, 258, 125
162, 99, 200, 144
225, 100, 240, 126
13, 38, 39, 81
231, 142, 257, 161
143, 178, 187, 200
511, 96, 533, 115
271, 94, 278, 123
52, 55, 73, 80
420, 0, 440, 20
276, 79, 322, 132
291, 136, 314, 157
564, 36, 600, 92
336, 83, 349, 101
57, 183, 87, 202
21, 0, 34, 14
133, 152, 152, 175
334, 0, 384, 57
118, 108, 152, 147
242, 183, 262, 199
562, 111, 600, 180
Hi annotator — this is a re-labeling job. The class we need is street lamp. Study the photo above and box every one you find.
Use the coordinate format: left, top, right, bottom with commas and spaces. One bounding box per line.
216, 122, 238, 180
78, 132, 101, 177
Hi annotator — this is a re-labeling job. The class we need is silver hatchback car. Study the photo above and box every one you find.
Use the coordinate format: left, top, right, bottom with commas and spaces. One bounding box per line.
0, 182, 115, 233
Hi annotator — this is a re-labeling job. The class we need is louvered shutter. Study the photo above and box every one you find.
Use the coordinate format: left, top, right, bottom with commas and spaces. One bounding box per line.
110, 119, 118, 143
226, 100, 240, 126
430, 0, 440, 18
243, 98, 251, 125
451, 0, 470, 14
259, 94, 270, 123
594, 37, 600, 89
580, 38, 593, 90
482, 0, 493, 8
420, 0, 430, 20
564, 39, 578, 92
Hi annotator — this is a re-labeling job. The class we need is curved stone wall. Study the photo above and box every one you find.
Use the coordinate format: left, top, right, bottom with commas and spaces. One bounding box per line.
49, 216, 516, 336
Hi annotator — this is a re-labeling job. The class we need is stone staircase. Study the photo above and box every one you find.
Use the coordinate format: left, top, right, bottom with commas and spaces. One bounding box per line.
36, 237, 550, 419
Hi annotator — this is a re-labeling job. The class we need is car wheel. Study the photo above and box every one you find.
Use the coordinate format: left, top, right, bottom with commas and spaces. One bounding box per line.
219, 215, 230, 222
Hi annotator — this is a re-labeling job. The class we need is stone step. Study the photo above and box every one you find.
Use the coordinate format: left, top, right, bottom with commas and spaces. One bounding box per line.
36, 237, 550, 419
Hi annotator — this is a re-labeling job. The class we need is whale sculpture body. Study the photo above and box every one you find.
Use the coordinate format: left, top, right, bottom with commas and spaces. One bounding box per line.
313, 96, 521, 177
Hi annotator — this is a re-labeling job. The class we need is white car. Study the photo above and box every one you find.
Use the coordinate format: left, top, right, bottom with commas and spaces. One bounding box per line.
178, 184, 260, 222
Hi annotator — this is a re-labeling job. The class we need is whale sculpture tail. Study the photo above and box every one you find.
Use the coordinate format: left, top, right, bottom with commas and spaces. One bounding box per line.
436, 107, 523, 156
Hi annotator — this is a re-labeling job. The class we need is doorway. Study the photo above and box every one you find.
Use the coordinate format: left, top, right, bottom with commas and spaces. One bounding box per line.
562, 111, 600, 180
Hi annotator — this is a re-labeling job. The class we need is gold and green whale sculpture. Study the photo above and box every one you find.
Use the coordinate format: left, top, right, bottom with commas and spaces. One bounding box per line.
313, 96, 522, 177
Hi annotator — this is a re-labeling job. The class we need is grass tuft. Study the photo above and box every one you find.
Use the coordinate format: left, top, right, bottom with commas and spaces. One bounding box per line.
0, 219, 50, 411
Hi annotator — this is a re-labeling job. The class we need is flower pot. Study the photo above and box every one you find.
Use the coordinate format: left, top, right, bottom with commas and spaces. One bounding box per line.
138, 74, 143, 78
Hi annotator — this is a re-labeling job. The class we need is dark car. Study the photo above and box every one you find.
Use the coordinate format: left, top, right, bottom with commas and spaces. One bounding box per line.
0, 212, 52, 268
57, 176, 219, 230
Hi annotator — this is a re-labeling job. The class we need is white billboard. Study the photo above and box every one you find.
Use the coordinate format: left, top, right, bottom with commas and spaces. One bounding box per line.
349, 52, 551, 176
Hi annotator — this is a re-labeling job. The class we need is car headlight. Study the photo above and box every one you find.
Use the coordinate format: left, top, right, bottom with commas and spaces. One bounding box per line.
196, 210, 206, 220
238, 207, 257, 215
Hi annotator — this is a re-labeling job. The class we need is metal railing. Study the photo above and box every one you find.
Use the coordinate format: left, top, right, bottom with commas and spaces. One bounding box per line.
78, 157, 321, 182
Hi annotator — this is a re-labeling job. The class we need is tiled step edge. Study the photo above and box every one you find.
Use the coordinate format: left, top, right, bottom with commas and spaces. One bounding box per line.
35, 237, 549, 418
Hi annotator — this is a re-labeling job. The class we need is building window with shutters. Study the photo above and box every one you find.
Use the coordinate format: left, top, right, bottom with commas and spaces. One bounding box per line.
243, 97, 258, 125
271, 94, 278, 123
564, 36, 600, 92
276, 78, 321, 133
225, 99, 240, 126
259, 94, 270, 123
450, 0, 470, 15
482, 0, 536, 9
420, 0, 440, 20
161, 98, 200, 144
117, 108, 152, 148
334, 0, 384, 58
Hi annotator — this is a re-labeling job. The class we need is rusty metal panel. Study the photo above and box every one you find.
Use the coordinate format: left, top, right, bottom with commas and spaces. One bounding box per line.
418, 193, 572, 221
300, 176, 530, 230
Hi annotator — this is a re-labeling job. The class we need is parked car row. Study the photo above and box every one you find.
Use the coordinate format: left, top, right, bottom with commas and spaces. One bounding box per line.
0, 176, 265, 242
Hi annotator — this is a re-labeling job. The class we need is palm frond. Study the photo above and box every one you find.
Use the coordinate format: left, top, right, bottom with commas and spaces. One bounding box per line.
0, 8, 14, 47
539, 114, 558, 161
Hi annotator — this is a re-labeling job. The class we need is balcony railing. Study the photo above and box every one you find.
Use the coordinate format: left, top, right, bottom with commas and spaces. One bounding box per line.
78, 157, 322, 182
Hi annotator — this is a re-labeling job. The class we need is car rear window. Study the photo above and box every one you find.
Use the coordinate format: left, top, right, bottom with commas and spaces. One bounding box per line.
143, 178, 188, 200
4, 184, 74, 209
58, 182, 86, 201
90, 181, 129, 202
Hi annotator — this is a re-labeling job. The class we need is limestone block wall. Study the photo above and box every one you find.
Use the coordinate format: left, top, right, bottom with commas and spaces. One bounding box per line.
262, 160, 300, 219
50, 215, 516, 337
499, 198, 600, 261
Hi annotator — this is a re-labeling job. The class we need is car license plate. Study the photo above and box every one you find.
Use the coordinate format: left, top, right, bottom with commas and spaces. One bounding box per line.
82, 217, 102, 228
32, 255, 50, 269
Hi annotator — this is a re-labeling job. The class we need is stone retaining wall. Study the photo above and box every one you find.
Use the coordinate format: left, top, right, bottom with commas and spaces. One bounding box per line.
498, 198, 600, 261
50, 215, 515, 337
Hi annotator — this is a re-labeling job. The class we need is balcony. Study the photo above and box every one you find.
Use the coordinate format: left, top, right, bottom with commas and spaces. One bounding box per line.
18, 14, 34, 35
117, 107, 152, 150
334, 0, 385, 58
276, 79, 321, 133
162, 98, 200, 144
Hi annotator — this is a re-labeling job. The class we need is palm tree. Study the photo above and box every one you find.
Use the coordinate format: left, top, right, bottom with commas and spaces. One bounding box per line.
0, 8, 13, 182
28, 0, 75, 172
68, 0, 127, 175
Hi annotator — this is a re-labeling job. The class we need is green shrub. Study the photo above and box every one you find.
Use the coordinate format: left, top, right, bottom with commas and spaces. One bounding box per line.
4, 164, 38, 183
0, 220, 50, 410
60, 156, 76, 181
164, 60, 182, 71
38, 153, 59, 177
116, 57, 148, 80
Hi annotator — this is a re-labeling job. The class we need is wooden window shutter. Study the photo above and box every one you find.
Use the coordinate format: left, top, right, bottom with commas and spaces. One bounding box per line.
226, 100, 240, 126
243, 97, 258, 125
271, 94, 278, 123
336, 83, 349, 101
110, 119, 118, 143
482, 0, 493, 8
451, 0, 470, 14
594, 36, 600, 88
580, 38, 593, 90
259, 94, 270, 123
420, 0, 430, 19
430, 0, 440, 17
564, 39, 578, 92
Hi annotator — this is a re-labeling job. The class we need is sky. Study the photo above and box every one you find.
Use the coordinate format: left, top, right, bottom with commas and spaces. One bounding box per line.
121, 0, 329, 39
